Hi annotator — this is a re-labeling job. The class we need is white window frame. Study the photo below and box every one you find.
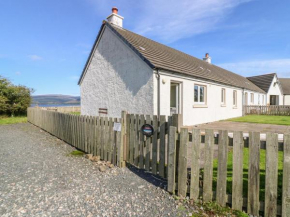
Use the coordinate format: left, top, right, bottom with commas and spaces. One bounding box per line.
258, 94, 260, 105
194, 84, 206, 105
233, 90, 237, 107
251, 93, 254, 104
221, 88, 226, 105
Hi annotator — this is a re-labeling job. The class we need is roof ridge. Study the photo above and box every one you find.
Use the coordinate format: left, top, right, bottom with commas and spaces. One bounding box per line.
247, 73, 276, 78
79, 21, 265, 93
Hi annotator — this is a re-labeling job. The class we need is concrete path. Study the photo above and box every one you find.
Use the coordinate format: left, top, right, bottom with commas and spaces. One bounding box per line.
190, 121, 290, 134
186, 121, 290, 141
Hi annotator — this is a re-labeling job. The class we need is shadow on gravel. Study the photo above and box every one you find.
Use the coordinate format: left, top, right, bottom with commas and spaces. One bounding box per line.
126, 164, 168, 190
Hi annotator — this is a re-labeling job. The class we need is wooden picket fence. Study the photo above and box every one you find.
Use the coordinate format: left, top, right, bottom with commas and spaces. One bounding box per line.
167, 128, 290, 217
27, 108, 125, 166
244, 105, 290, 116
27, 107, 290, 216
124, 113, 182, 177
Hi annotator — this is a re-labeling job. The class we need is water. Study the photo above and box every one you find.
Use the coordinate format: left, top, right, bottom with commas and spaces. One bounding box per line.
30, 104, 80, 107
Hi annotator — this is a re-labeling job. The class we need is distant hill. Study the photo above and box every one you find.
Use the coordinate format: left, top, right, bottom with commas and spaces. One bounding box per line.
32, 94, 80, 105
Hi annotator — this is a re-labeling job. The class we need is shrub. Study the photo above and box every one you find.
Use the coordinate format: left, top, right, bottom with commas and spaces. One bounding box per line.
0, 76, 33, 116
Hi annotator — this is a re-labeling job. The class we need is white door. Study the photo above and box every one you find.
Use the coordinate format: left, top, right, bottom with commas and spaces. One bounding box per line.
170, 83, 180, 115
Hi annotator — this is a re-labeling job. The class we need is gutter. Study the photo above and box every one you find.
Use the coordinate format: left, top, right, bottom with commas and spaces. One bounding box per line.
155, 69, 161, 118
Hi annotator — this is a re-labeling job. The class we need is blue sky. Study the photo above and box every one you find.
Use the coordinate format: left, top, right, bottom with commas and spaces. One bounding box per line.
1, 0, 290, 96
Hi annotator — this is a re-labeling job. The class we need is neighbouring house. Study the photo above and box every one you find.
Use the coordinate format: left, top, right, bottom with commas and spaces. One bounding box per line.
78, 7, 267, 126
247, 73, 284, 105
280, 78, 290, 105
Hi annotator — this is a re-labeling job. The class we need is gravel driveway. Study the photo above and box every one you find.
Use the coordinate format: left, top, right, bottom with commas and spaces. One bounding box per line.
0, 123, 192, 217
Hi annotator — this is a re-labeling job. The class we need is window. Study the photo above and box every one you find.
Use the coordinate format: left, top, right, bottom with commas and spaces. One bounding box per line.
221, 88, 226, 105
251, 93, 254, 103
262, 95, 264, 105
194, 85, 206, 104
258, 94, 260, 105
233, 90, 237, 107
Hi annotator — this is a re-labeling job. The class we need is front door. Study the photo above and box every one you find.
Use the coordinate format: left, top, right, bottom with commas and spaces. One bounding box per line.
270, 95, 279, 105
170, 83, 180, 115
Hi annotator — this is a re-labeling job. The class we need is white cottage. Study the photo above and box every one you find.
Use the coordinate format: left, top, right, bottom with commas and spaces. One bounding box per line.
247, 73, 284, 105
280, 78, 290, 105
78, 8, 266, 126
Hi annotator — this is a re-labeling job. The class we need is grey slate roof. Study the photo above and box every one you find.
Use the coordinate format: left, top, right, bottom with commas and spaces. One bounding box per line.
280, 78, 290, 95
79, 21, 265, 93
247, 73, 276, 93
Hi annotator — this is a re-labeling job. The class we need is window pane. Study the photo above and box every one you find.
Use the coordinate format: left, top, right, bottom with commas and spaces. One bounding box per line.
194, 85, 198, 102
170, 85, 176, 107
200, 86, 204, 102
233, 92, 235, 105
233, 91, 236, 105
221, 89, 225, 103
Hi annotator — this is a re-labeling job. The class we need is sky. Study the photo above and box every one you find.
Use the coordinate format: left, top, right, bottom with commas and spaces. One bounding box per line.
1, 0, 290, 96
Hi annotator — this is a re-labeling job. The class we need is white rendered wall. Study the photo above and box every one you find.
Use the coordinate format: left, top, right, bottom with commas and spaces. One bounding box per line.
244, 90, 267, 105
285, 95, 290, 105
80, 27, 154, 117
156, 71, 246, 126
267, 75, 283, 105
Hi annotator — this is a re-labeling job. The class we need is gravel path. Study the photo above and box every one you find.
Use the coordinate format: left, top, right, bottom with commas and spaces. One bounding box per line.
0, 123, 192, 217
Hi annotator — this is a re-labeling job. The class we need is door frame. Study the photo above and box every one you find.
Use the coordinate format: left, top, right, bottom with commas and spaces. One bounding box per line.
170, 81, 183, 115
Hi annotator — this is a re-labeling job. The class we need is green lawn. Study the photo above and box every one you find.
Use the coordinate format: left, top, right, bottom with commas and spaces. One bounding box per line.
69, 112, 80, 115
212, 148, 284, 204
0, 116, 27, 125
227, 115, 290, 126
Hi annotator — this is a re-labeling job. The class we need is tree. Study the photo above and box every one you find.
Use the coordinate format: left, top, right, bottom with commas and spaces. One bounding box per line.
0, 76, 33, 116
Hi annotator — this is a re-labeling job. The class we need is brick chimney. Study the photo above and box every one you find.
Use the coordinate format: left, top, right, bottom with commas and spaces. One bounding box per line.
203, 53, 211, 64
107, 7, 124, 28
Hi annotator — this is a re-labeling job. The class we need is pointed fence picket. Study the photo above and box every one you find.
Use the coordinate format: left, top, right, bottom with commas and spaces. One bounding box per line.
28, 107, 289, 216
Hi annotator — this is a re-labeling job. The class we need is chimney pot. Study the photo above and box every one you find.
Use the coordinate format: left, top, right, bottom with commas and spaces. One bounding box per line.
107, 7, 124, 28
112, 7, 118, 14
203, 53, 211, 64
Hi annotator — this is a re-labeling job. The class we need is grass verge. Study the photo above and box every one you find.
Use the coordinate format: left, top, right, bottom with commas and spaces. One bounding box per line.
212, 147, 283, 204
68, 150, 85, 156
0, 116, 27, 125
69, 112, 80, 115
226, 115, 290, 125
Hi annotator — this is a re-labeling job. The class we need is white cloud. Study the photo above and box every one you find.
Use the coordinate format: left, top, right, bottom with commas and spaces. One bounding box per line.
218, 59, 290, 78
15, 71, 21, 75
134, 0, 251, 43
28, 55, 43, 61
88, 0, 251, 43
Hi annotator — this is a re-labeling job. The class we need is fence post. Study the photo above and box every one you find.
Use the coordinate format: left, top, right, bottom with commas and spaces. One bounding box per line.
120, 111, 127, 167
172, 114, 183, 132
168, 126, 177, 194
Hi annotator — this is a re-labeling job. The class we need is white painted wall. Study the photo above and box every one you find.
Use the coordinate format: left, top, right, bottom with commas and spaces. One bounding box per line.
284, 95, 290, 105
156, 70, 249, 126
80, 26, 154, 118
244, 90, 267, 106
267, 75, 283, 105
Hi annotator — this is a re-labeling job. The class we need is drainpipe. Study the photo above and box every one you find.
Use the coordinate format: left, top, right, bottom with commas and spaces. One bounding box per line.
242, 88, 245, 116
155, 69, 161, 118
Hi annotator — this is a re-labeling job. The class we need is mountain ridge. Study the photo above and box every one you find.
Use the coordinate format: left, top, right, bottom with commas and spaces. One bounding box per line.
32, 94, 80, 105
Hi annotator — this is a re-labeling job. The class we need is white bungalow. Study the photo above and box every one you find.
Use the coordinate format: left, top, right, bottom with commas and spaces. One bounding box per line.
78, 8, 266, 126
247, 73, 284, 105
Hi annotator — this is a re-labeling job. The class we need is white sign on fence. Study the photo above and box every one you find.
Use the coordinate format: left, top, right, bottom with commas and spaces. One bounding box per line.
113, 122, 122, 132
